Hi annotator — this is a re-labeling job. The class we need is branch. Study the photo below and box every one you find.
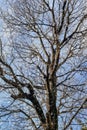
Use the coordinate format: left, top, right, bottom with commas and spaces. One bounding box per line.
63, 98, 87, 130
11, 92, 46, 124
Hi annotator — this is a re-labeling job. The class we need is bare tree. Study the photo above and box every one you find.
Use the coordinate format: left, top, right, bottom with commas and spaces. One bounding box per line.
0, 0, 87, 129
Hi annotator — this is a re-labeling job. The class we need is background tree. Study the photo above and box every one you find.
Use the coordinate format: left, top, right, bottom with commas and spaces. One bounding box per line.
0, 0, 87, 129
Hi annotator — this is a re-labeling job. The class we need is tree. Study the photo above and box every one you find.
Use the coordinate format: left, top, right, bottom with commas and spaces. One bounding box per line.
0, 0, 87, 129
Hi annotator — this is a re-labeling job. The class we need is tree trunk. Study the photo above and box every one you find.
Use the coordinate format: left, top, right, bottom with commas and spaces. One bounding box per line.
45, 74, 58, 130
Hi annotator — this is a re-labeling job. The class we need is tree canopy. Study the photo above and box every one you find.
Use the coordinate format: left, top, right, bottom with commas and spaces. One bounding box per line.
0, 0, 87, 130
